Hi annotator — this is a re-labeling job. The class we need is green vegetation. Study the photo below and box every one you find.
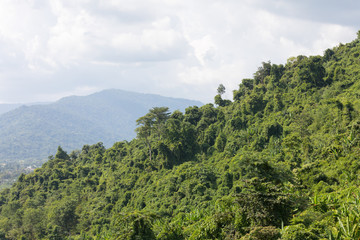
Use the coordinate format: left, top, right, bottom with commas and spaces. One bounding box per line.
1, 34, 360, 239
0, 89, 202, 162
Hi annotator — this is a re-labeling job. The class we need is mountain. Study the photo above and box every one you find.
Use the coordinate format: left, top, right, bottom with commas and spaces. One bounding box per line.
1, 34, 360, 239
0, 102, 51, 116
0, 104, 22, 115
0, 89, 202, 162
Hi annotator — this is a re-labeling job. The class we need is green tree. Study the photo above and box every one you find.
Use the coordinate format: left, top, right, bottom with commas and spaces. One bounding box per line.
55, 146, 70, 160
47, 197, 78, 236
111, 211, 158, 240
22, 208, 46, 239
184, 106, 202, 125
149, 107, 170, 139
217, 84, 226, 95
136, 107, 170, 161
215, 84, 231, 107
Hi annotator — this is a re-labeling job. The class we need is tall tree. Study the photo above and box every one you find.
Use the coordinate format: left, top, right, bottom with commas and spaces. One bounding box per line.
149, 107, 170, 139
136, 113, 155, 161
217, 84, 226, 95
136, 107, 170, 161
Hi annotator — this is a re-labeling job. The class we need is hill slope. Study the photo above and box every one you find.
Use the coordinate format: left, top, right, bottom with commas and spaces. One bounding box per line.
0, 104, 22, 115
0, 89, 202, 162
1, 34, 360, 239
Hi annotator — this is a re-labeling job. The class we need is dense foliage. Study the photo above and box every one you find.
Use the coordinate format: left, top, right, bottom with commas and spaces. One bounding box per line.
1, 34, 360, 239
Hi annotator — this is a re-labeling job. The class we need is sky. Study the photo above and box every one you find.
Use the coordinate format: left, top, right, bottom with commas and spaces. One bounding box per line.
0, 0, 359, 104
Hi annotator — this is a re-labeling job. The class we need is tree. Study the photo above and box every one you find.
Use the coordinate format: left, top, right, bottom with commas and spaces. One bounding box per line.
136, 113, 155, 161
149, 107, 170, 139
184, 106, 202, 125
214, 94, 223, 107
215, 133, 227, 152
112, 211, 158, 240
254, 61, 271, 84
48, 197, 78, 236
215, 84, 231, 107
136, 107, 170, 161
217, 84, 226, 95
55, 146, 70, 160
22, 208, 46, 239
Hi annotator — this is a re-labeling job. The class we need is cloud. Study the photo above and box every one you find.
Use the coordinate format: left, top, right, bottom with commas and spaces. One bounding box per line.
171, 0, 357, 101
0, 0, 358, 103
252, 0, 360, 27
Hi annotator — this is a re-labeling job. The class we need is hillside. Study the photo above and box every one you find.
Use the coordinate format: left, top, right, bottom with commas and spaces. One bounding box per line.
0, 103, 50, 116
0, 34, 360, 239
0, 104, 22, 115
0, 89, 202, 162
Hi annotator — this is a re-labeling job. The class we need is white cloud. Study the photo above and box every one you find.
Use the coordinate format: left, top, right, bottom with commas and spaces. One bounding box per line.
0, 0, 358, 103
47, 6, 92, 66
190, 35, 217, 66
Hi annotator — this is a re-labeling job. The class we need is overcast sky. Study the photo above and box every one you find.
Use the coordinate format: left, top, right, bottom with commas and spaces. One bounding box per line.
0, 0, 359, 103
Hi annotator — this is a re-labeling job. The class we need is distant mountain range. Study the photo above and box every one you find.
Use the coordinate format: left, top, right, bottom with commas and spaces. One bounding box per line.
0, 102, 51, 115
0, 104, 23, 115
0, 89, 202, 162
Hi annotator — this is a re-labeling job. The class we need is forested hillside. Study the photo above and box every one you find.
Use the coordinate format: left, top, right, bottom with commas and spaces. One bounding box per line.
1, 34, 360, 239
0, 89, 202, 162
0, 104, 22, 115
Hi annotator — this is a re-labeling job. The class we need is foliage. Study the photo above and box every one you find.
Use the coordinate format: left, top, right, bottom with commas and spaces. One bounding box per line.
1, 33, 360, 239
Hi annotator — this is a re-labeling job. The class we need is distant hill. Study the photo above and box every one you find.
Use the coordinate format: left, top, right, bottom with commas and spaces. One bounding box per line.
0, 102, 51, 116
0, 89, 202, 162
0, 104, 22, 115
